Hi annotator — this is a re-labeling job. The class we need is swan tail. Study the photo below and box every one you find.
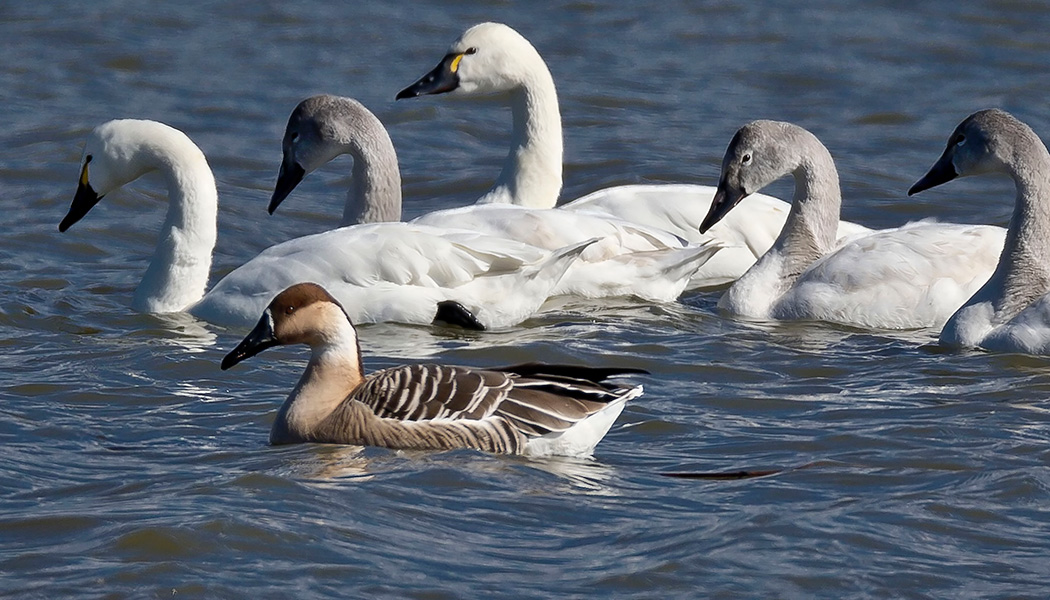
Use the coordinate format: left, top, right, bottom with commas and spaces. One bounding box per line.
445, 238, 599, 329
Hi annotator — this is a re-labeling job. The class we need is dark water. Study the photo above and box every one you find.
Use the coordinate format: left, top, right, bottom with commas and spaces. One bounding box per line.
4, 1, 1050, 597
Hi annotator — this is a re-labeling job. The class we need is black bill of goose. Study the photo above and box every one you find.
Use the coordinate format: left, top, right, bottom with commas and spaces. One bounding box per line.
221, 283, 645, 456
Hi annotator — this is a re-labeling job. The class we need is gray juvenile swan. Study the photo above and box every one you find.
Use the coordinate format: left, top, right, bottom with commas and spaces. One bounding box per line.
221, 283, 644, 456
699, 119, 1005, 330
910, 109, 1050, 354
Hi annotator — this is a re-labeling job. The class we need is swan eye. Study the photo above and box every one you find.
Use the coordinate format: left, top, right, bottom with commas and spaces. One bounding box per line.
954, 134, 966, 147
289, 132, 299, 143
741, 153, 752, 165
465, 47, 478, 55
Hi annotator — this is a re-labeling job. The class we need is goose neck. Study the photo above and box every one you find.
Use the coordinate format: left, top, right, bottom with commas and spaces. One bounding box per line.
270, 328, 365, 444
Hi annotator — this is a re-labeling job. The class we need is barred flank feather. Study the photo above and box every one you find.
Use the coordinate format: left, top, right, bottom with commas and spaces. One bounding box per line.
313, 363, 641, 455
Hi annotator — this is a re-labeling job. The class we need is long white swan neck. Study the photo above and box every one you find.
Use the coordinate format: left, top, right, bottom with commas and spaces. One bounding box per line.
132, 134, 218, 313
341, 118, 403, 226
271, 317, 365, 444
481, 59, 562, 209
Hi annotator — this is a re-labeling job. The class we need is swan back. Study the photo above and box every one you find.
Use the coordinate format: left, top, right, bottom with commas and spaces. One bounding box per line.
270, 95, 402, 226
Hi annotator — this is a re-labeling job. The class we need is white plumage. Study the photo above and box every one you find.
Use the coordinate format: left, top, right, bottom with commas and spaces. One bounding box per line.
563, 183, 872, 288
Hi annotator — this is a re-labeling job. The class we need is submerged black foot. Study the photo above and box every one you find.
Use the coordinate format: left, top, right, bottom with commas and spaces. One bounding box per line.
433, 301, 486, 331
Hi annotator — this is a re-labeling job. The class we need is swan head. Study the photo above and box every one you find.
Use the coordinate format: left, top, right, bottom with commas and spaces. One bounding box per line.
221, 282, 357, 370
270, 95, 380, 213
909, 109, 1036, 196
60, 119, 182, 232
701, 120, 813, 233
396, 22, 544, 99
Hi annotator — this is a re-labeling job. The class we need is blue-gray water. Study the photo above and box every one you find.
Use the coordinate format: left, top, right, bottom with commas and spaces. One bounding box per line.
3, 1, 1050, 598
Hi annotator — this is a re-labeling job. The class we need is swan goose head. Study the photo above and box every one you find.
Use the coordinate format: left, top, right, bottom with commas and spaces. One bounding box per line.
701, 120, 818, 234
396, 22, 545, 99
909, 109, 1038, 195
221, 282, 358, 371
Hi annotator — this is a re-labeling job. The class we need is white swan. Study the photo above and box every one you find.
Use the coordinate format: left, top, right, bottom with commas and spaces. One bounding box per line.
394, 21, 870, 288
59, 114, 587, 329
910, 109, 1050, 354
221, 282, 644, 456
275, 95, 722, 303
700, 119, 1005, 330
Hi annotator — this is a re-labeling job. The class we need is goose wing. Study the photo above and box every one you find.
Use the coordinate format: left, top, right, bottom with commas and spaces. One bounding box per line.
352, 363, 639, 437
353, 364, 515, 422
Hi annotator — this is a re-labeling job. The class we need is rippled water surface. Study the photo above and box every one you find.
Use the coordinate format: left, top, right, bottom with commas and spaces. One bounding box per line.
4, 1, 1050, 598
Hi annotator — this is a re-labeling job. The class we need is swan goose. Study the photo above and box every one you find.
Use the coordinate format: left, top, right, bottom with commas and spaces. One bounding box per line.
699, 119, 1005, 329
58, 114, 586, 329
394, 22, 871, 288
910, 109, 1050, 354
221, 283, 643, 455
271, 94, 721, 303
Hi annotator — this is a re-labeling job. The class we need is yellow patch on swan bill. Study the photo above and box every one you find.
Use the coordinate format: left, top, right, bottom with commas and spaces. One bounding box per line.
450, 53, 465, 73
78, 160, 90, 187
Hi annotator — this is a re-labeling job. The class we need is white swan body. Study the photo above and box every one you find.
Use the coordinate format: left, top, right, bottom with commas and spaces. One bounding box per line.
197, 222, 587, 328
221, 283, 644, 456
396, 22, 866, 288
412, 204, 722, 301
284, 95, 721, 303
60, 114, 582, 329
702, 119, 1004, 329
910, 109, 1050, 354
563, 183, 872, 288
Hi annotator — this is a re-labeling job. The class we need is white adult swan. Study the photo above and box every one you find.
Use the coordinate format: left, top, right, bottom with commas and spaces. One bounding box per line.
699, 119, 1005, 329
394, 21, 870, 287
221, 282, 643, 456
910, 109, 1050, 354
59, 115, 587, 329
270, 95, 721, 303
